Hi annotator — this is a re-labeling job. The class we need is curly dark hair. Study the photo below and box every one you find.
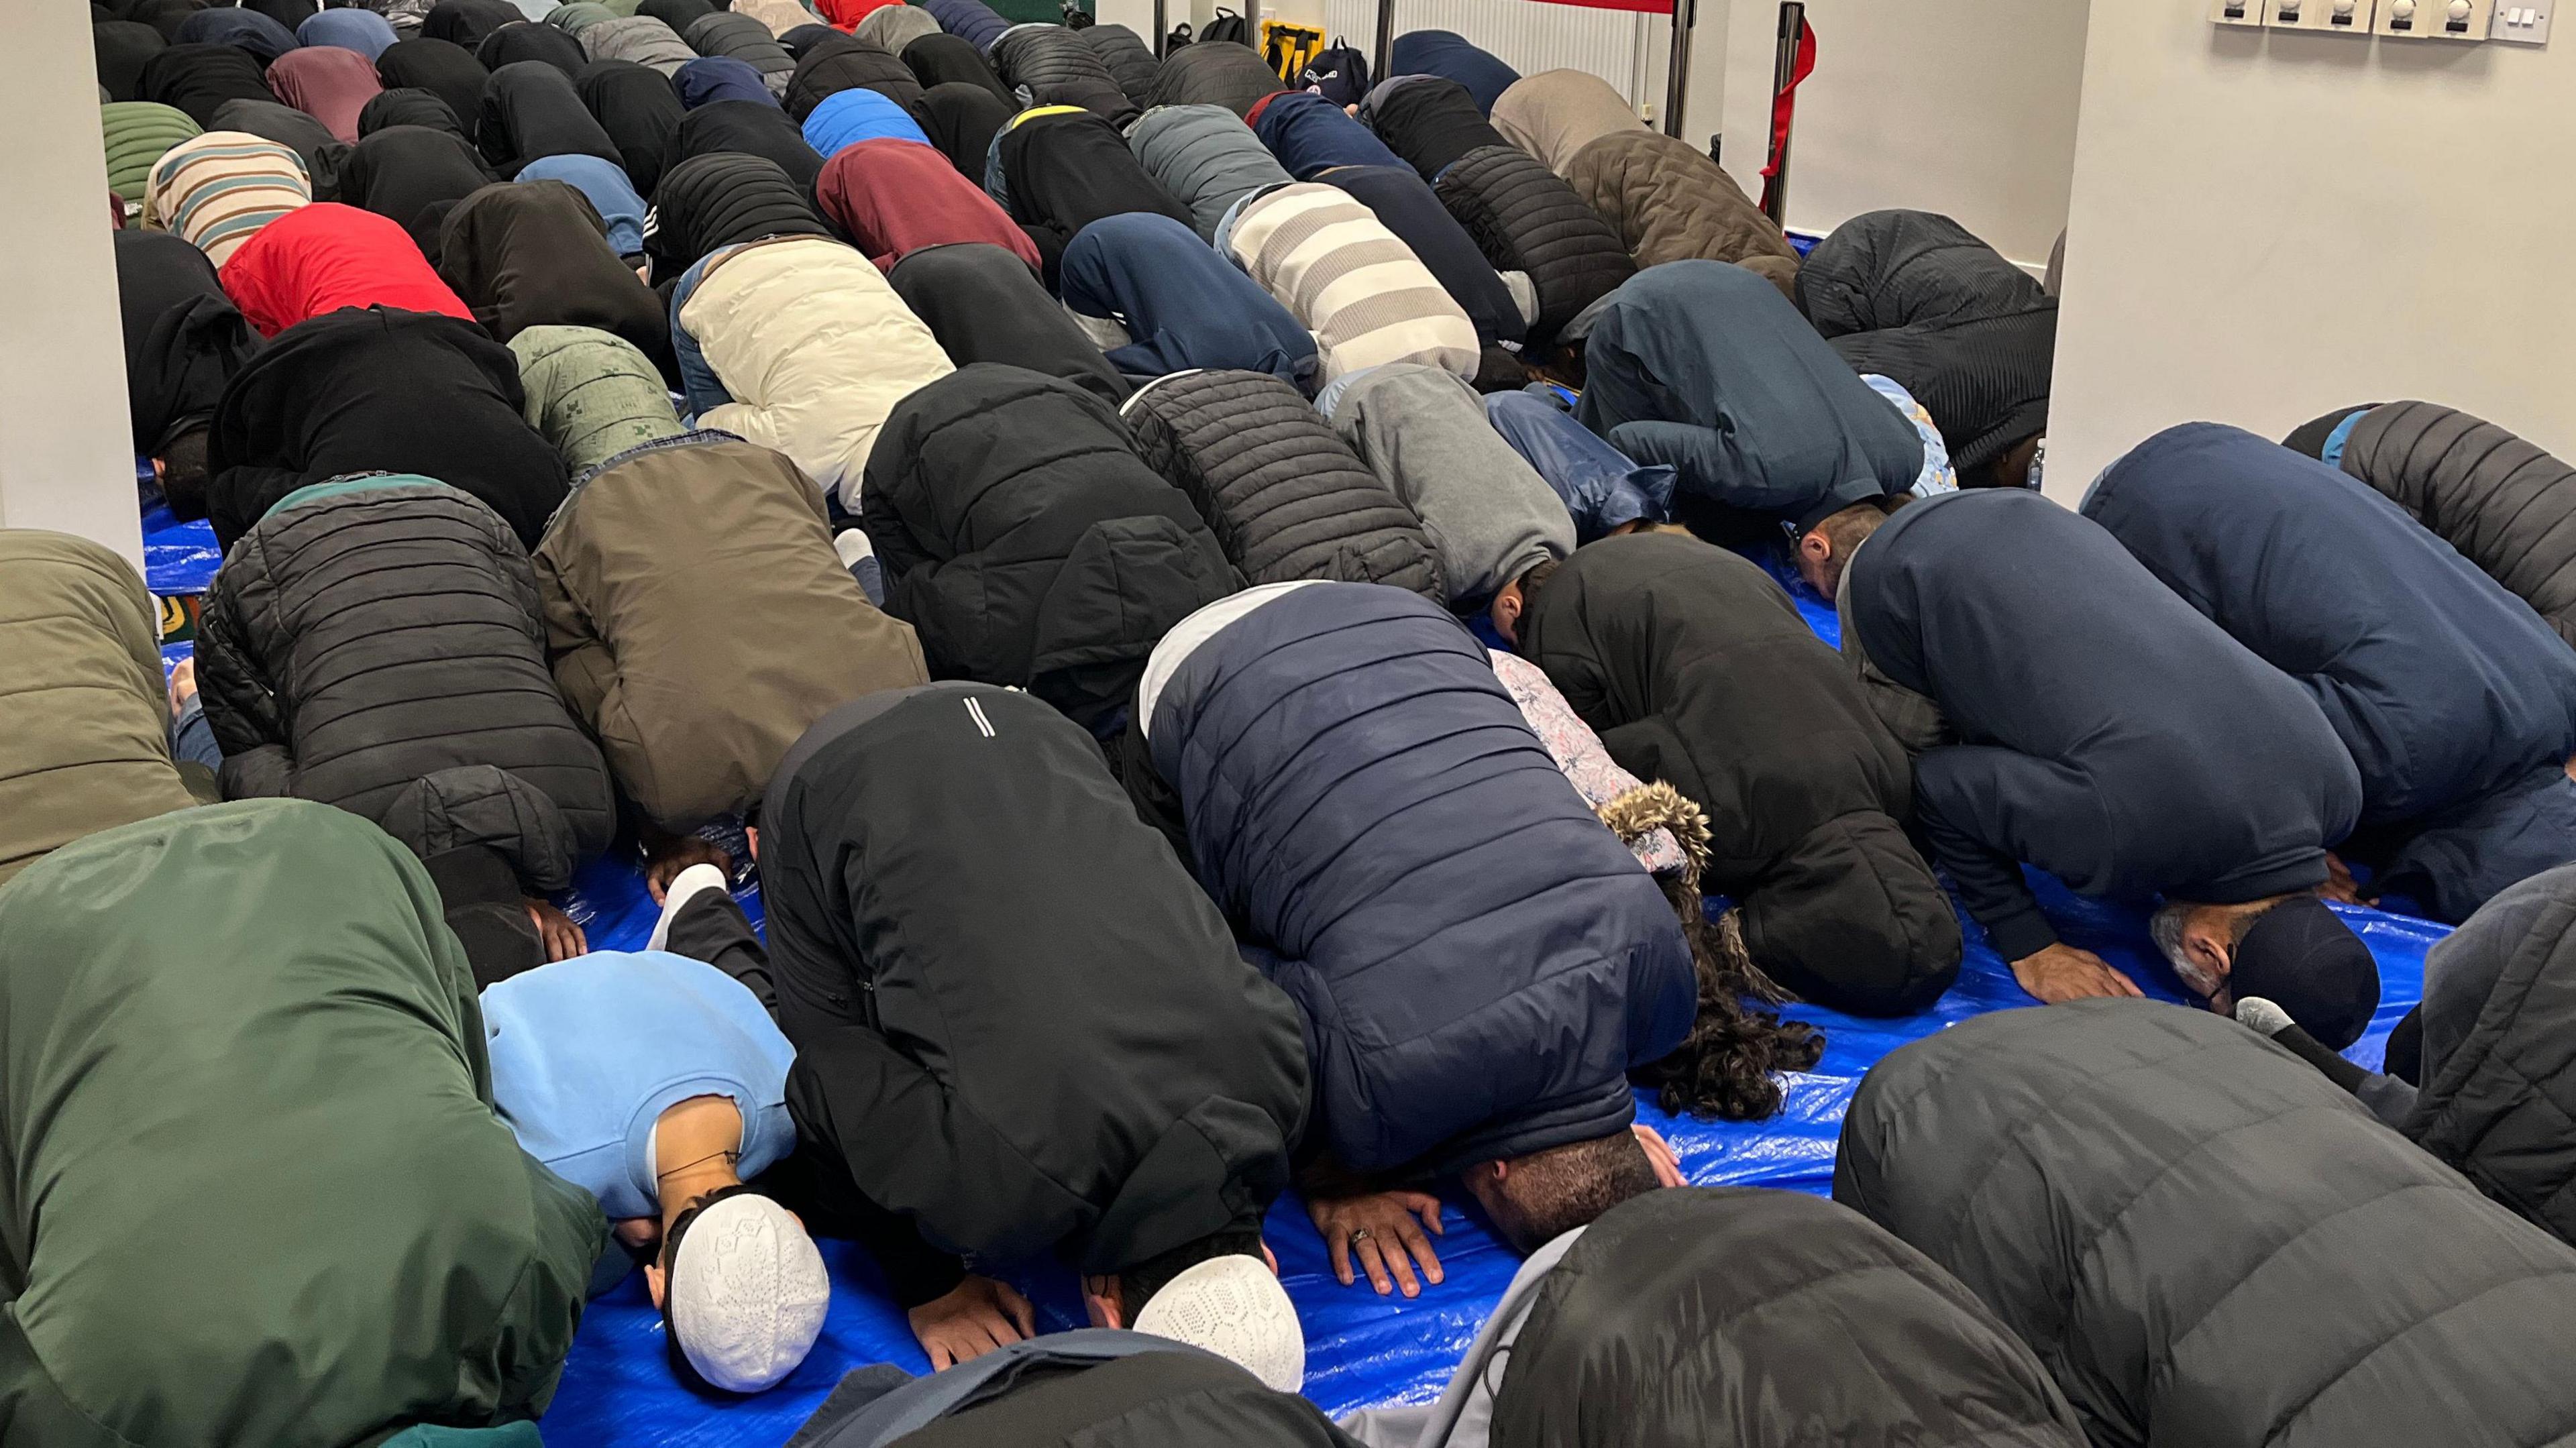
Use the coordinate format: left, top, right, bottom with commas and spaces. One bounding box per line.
1632, 900, 1824, 1121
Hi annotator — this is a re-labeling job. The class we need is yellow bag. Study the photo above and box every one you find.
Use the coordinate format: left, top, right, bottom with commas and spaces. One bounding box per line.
1261, 20, 1325, 81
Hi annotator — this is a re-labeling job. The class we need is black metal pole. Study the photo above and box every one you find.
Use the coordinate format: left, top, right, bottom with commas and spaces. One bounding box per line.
1764, 1, 1805, 224
1660, 0, 1694, 137
1373, 0, 1394, 84
1154, 0, 1167, 53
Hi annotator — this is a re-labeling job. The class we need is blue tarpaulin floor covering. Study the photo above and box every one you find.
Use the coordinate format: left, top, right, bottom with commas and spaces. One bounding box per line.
142, 510, 2445, 1448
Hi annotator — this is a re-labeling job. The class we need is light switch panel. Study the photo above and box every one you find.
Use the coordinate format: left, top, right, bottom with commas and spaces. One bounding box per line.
2212, 0, 2266, 27
2489, 1, 2553, 41
2379, 0, 2490, 36
2273, 0, 2376, 30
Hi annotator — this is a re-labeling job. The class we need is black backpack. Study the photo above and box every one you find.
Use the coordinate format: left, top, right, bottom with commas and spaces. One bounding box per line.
1300, 38, 1367, 106
1199, 8, 1248, 44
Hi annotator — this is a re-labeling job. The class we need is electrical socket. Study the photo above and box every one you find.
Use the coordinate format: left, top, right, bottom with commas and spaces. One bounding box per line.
2212, 0, 2266, 27
2379, 0, 2491, 36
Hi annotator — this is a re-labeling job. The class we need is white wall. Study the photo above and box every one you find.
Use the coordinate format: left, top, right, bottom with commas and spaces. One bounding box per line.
1715, 0, 2088, 268
2045, 9, 2576, 498
0, 1, 143, 567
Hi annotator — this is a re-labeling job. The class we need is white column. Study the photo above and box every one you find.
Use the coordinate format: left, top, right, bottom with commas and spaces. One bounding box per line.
0, 3, 143, 570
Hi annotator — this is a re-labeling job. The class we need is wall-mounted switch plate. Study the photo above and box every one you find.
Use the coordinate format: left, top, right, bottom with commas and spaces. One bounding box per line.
2490, 1, 2553, 41
2273, 0, 2377, 30
2379, 0, 2490, 36
2212, 0, 2267, 26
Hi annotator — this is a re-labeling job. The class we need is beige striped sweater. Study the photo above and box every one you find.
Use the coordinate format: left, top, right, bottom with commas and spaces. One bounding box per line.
1226, 182, 1479, 386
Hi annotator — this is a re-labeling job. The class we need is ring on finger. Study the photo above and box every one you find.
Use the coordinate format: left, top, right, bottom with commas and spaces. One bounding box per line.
1349, 1228, 1373, 1244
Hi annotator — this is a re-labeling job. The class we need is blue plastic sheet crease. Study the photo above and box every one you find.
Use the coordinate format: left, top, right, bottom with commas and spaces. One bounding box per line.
144, 533, 2441, 1448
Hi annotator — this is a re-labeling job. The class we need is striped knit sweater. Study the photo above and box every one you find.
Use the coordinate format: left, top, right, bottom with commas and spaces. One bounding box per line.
144, 132, 311, 269
1225, 182, 1479, 386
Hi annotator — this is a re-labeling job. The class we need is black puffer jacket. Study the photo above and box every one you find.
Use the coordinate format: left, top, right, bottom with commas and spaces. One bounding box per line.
197, 476, 614, 889
1120, 370, 1442, 600
859, 365, 1240, 731
682, 12, 793, 92
645, 152, 829, 276
1798, 210, 2056, 476
206, 307, 568, 552
2395, 863, 2576, 1246
784, 44, 922, 121
763, 683, 1307, 1271
2337, 401, 2576, 651
1492, 1189, 2086, 1448
1520, 533, 1960, 1015
1362, 76, 1503, 182
1837, 1000, 2576, 1448
1436, 143, 1632, 345
1077, 23, 1160, 109
1144, 38, 1279, 117
991, 23, 1135, 125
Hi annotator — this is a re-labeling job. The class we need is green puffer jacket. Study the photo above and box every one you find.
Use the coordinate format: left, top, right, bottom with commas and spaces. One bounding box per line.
102, 100, 202, 211
0, 799, 607, 1448
509, 325, 686, 475
0, 529, 211, 886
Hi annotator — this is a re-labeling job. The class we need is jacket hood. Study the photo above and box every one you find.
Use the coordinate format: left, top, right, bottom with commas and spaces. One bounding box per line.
1739, 811, 1963, 1018
379, 763, 582, 891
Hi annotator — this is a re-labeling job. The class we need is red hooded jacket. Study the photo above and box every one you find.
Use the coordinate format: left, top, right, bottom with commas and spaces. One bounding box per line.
219, 203, 476, 338
816, 137, 1042, 274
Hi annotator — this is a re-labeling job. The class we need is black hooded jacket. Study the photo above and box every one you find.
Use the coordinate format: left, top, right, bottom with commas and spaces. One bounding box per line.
141, 43, 277, 128
360, 88, 470, 140
1493, 1189, 2086, 1448
478, 19, 588, 78
901, 32, 1013, 105
376, 40, 492, 144
333, 124, 492, 251
197, 476, 614, 893
998, 109, 1193, 278
437, 180, 673, 376
1797, 210, 2057, 476
1121, 369, 1443, 600
661, 97, 823, 190
645, 152, 828, 276
478, 59, 623, 174
574, 58, 686, 194
1837, 1000, 2576, 1448
888, 242, 1126, 404
206, 307, 568, 551
785, 44, 922, 121
115, 229, 258, 455
97, 20, 168, 102
423, 0, 521, 50
1435, 143, 1633, 346
1363, 76, 1504, 182
991, 23, 1135, 125
914, 81, 1011, 177
762, 683, 1308, 1272
859, 365, 1240, 732
683, 12, 794, 89
1144, 38, 1279, 116
1521, 532, 1962, 1015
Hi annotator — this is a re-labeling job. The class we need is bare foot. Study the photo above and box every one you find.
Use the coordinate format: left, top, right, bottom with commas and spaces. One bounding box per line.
168, 657, 197, 721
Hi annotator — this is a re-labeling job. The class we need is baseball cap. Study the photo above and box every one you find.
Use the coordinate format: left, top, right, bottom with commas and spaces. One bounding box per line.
2231, 896, 2379, 1051
1129, 1254, 1304, 1393
666, 1192, 831, 1394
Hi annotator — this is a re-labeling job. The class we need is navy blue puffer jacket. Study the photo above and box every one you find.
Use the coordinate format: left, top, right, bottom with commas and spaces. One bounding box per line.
1145, 582, 1695, 1174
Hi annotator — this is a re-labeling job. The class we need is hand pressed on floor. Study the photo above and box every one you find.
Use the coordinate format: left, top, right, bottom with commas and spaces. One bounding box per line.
525, 899, 587, 961
908, 1275, 1036, 1370
645, 837, 733, 903
1309, 1189, 1445, 1297
2010, 941, 2143, 1003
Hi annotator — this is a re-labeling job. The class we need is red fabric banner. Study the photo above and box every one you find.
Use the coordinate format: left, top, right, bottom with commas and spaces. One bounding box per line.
1532, 0, 1676, 15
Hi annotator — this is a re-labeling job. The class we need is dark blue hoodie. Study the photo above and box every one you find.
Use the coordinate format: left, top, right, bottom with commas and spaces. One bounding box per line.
1057, 213, 1316, 386
2084, 423, 2576, 922
1577, 261, 1923, 535
1251, 90, 1405, 180
1390, 30, 1519, 114
1848, 490, 2362, 960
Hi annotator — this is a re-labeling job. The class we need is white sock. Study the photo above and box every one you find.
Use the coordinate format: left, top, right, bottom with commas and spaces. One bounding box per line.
647, 862, 731, 953
835, 528, 875, 571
